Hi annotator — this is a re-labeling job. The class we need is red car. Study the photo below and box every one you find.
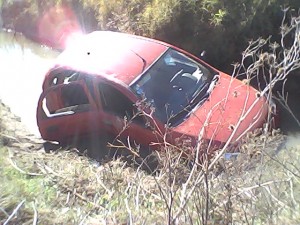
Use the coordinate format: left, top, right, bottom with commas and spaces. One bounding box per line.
37, 31, 274, 155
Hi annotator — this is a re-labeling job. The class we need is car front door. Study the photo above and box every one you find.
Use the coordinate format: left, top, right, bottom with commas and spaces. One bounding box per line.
96, 82, 162, 150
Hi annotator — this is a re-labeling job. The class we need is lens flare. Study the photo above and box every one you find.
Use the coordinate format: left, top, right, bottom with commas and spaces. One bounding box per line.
64, 32, 84, 49
38, 4, 82, 50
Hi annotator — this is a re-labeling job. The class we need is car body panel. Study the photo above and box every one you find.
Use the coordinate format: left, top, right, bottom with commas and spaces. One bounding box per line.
173, 72, 268, 143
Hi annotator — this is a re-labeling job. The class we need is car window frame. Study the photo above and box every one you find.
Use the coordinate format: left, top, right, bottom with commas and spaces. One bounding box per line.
96, 81, 150, 127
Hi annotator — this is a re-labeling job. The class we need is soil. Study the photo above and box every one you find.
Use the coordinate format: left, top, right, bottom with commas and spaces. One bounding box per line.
0, 99, 44, 151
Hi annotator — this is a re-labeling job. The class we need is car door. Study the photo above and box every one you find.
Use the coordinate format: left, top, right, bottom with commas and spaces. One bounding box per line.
96, 82, 162, 149
37, 80, 100, 144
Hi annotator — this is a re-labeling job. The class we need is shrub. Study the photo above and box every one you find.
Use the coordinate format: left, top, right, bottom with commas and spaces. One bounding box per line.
3, 0, 300, 71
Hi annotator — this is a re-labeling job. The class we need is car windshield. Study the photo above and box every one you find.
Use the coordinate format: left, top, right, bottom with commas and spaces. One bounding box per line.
130, 48, 217, 126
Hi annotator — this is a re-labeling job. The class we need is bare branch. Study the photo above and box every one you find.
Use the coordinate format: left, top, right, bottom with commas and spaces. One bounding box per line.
3, 200, 25, 225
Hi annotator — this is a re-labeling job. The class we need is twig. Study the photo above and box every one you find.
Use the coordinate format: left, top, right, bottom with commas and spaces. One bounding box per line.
94, 172, 114, 196
135, 175, 141, 211
204, 172, 209, 225
0, 207, 9, 217
32, 202, 38, 225
274, 93, 300, 127
263, 151, 300, 179
61, 185, 106, 210
3, 200, 25, 225
289, 178, 297, 207
125, 198, 133, 225
262, 185, 288, 208
41, 163, 63, 177
0, 133, 20, 143
79, 212, 90, 225
236, 179, 290, 197
8, 155, 43, 176
65, 191, 70, 205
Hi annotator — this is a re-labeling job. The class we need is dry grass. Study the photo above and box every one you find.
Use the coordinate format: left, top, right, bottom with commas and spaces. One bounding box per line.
0, 99, 299, 224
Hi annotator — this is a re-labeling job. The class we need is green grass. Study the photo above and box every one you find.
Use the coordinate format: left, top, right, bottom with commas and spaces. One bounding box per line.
0, 147, 56, 224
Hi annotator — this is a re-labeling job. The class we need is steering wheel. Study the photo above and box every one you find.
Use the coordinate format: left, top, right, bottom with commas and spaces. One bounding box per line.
171, 72, 198, 91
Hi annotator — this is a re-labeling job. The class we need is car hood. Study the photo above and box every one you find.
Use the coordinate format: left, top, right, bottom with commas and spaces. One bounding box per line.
173, 72, 269, 144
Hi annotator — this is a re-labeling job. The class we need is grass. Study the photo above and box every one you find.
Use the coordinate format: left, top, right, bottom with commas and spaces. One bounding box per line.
0, 100, 300, 224
0, 145, 166, 224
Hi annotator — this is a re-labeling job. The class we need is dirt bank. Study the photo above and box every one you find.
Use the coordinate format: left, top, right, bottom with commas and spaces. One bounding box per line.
0, 99, 43, 150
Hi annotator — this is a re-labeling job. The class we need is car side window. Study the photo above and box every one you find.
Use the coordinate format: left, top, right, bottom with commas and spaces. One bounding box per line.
61, 83, 89, 107
98, 83, 145, 124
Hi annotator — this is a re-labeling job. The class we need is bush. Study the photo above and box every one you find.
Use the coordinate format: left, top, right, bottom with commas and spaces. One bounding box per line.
77, 0, 300, 72
2, 0, 300, 71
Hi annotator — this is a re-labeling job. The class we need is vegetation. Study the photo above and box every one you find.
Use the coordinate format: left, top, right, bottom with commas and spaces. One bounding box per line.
1, 1, 300, 224
0, 102, 300, 224
1, 0, 300, 71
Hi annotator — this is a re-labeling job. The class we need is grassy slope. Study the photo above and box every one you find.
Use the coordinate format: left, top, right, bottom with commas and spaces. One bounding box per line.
0, 100, 300, 224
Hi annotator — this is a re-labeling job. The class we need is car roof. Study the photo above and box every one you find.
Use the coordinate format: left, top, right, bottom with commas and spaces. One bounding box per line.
54, 31, 169, 85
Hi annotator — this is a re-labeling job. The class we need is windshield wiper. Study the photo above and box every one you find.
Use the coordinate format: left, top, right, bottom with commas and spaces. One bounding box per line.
167, 83, 210, 126
167, 74, 219, 127
131, 50, 146, 73
190, 74, 219, 104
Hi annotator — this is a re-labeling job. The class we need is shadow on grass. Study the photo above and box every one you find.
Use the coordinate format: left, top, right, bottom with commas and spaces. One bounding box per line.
43, 136, 160, 174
